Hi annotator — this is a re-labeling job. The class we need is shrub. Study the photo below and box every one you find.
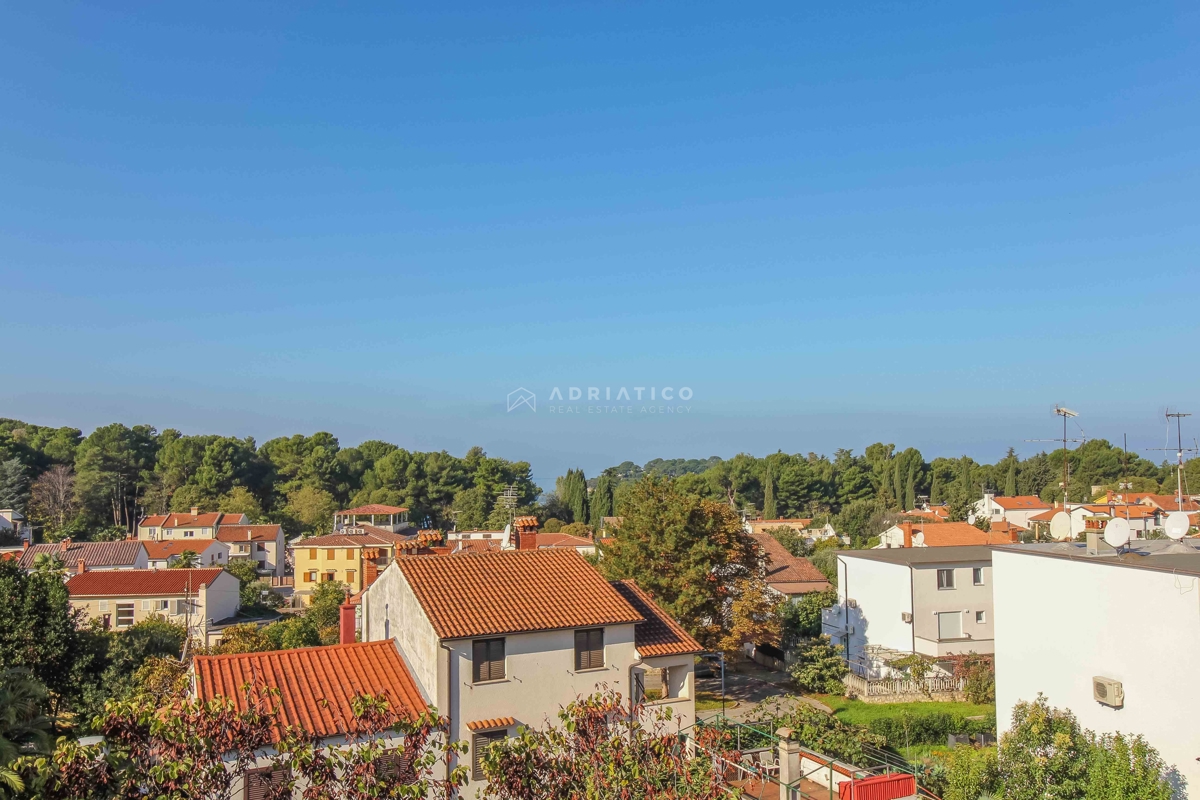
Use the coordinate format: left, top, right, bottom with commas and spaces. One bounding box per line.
944, 745, 999, 800
787, 636, 846, 694
747, 696, 885, 766
779, 589, 835, 647
541, 517, 564, 533
867, 710, 996, 747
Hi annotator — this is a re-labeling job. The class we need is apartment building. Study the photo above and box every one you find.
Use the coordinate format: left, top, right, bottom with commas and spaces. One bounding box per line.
360, 549, 701, 795
136, 509, 285, 577
293, 527, 423, 601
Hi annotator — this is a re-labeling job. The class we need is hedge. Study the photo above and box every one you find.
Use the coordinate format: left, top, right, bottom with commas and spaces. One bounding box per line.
867, 710, 997, 746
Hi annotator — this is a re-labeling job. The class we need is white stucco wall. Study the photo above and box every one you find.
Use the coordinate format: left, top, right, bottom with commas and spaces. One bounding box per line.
912, 561, 994, 656
361, 562, 439, 700
201, 570, 242, 623
823, 555, 913, 661
993, 550, 1199, 793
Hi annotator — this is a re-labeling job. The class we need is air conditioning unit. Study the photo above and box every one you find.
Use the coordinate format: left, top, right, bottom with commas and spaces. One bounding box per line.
901, 612, 913, 623
1093, 676, 1124, 708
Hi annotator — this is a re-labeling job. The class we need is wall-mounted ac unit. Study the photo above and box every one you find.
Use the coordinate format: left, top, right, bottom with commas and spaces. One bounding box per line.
901, 612, 913, 623
1093, 676, 1124, 708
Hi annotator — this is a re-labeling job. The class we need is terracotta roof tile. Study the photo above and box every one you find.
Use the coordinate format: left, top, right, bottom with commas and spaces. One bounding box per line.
66, 568, 225, 596
535, 533, 594, 548
143, 540, 222, 559
750, 534, 831, 588
194, 641, 427, 740
914, 523, 1016, 547
990, 495, 1050, 510
1140, 495, 1200, 512
466, 716, 516, 731
19, 540, 144, 573
215, 524, 283, 543
336, 504, 409, 515
609, 581, 703, 657
298, 530, 415, 548
147, 512, 223, 529
396, 550, 644, 639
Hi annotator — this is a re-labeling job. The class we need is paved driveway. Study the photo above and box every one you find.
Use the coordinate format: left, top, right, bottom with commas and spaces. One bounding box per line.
696, 662, 831, 723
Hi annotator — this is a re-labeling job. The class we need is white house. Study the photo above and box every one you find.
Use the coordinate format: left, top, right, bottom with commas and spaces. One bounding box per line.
822, 546, 995, 675
216, 523, 287, 577
360, 549, 701, 794
992, 539, 1200, 795
876, 521, 1017, 548
973, 494, 1050, 529
142, 538, 229, 569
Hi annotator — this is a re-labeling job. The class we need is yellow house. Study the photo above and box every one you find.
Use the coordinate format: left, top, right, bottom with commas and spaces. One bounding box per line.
293, 527, 425, 602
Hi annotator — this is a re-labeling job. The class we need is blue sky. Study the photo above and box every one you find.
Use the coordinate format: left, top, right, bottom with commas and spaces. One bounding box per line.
2, 2, 1197, 487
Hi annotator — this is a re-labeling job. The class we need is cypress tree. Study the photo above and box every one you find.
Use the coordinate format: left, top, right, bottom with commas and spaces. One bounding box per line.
892, 462, 903, 507
558, 468, 589, 525
931, 473, 941, 505
763, 467, 777, 520
1006, 459, 1017, 497
589, 472, 616, 527
904, 467, 916, 512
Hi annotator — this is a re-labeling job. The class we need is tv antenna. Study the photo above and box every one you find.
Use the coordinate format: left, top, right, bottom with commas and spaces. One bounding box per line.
1144, 410, 1196, 512
1025, 406, 1084, 507
495, 485, 520, 522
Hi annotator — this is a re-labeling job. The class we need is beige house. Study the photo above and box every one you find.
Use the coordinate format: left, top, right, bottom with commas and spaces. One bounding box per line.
137, 509, 285, 577
361, 549, 701, 794
65, 567, 240, 642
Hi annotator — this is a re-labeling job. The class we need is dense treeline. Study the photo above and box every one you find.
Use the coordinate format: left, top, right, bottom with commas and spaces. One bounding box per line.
0, 418, 538, 541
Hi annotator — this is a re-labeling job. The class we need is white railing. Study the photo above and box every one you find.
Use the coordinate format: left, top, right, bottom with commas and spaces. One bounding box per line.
844, 672, 964, 697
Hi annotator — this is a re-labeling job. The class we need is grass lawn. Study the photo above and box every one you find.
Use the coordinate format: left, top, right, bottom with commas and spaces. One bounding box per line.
694, 691, 739, 711
810, 695, 995, 726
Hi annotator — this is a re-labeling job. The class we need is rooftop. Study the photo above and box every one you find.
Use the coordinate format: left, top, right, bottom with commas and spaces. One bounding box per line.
394, 549, 645, 639
142, 540, 220, 559
841, 545, 994, 566
19, 540, 145, 573
994, 539, 1200, 576
138, 511, 223, 529
336, 504, 409, 515
749, 533, 831, 591
66, 567, 226, 596
990, 495, 1050, 510
299, 527, 417, 548
609, 580, 703, 657
911, 522, 1016, 547
193, 640, 426, 740
214, 524, 283, 543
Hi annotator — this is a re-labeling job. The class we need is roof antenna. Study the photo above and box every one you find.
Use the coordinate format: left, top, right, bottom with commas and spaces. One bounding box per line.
1145, 409, 1196, 513
1025, 406, 1083, 533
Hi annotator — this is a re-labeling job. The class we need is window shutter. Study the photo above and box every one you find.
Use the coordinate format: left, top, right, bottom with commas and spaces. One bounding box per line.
473, 640, 487, 682
575, 629, 604, 670
474, 638, 505, 682
244, 766, 289, 800
472, 731, 505, 781
488, 639, 505, 681
141, 600, 151, 611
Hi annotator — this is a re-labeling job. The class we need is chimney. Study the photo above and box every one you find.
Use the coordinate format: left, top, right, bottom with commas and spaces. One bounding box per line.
902, 523, 913, 549
190, 506, 200, 517
364, 559, 379, 588
21, 539, 28, 551
60, 538, 70, 552
77, 558, 86, 574
516, 518, 538, 550
339, 601, 357, 645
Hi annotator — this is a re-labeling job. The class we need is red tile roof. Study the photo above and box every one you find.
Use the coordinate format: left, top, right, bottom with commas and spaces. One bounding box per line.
1080, 504, 1161, 519
66, 568, 226, 597
139, 512, 223, 529
535, 532, 594, 549
989, 520, 1027, 534
143, 540, 222, 560
215, 524, 283, 543
749, 534, 832, 592
990, 495, 1050, 510
1140, 495, 1200, 512
512, 515, 539, 528
193, 641, 427, 740
609, 580, 703, 657
298, 529, 416, 548
395, 550, 644, 639
336, 504, 409, 515
915, 523, 1016, 547
18, 540, 144, 573
466, 716, 516, 732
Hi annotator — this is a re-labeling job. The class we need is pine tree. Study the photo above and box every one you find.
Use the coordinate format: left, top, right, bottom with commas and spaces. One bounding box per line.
763, 467, 777, 520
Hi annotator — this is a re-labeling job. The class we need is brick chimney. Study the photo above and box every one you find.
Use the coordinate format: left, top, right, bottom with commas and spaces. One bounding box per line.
339, 601, 357, 645
190, 506, 200, 516
902, 523, 914, 549
60, 538, 71, 552
364, 559, 379, 588
515, 518, 538, 550
77, 558, 86, 574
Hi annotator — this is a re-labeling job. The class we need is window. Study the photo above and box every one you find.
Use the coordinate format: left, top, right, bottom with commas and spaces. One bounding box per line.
98, 600, 109, 613
325, 549, 334, 561
976, 611, 986, 623
346, 548, 354, 559
375, 750, 413, 783
243, 766, 289, 800
972, 568, 984, 586
305, 570, 317, 582
143, 599, 168, 612
574, 628, 605, 671
323, 571, 336, 583
308, 548, 317, 559
472, 731, 507, 781
116, 604, 135, 628
472, 638, 506, 682
937, 569, 955, 590
345, 569, 356, 584
184, 531, 194, 538
937, 611, 963, 640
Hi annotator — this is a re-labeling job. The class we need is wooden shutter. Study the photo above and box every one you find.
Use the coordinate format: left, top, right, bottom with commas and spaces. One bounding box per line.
244, 765, 289, 800
472, 731, 505, 781
473, 638, 505, 682
376, 749, 413, 783
575, 628, 604, 670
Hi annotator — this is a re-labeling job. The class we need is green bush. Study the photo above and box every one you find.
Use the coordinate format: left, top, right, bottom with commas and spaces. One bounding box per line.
866, 709, 996, 747
944, 745, 999, 800
787, 636, 846, 694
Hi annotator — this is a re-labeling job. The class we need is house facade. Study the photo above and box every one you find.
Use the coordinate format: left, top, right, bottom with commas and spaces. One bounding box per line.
65, 567, 240, 642
992, 541, 1200, 792
876, 521, 1017, 548
822, 547, 995, 671
142, 538, 229, 569
973, 494, 1050, 529
360, 549, 701, 795
0, 509, 32, 545
293, 527, 428, 602
216, 524, 286, 576
18, 539, 148, 574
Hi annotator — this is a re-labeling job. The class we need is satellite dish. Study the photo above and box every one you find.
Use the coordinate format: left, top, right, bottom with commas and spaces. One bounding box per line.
1049, 511, 1072, 541
1164, 511, 1190, 541
1103, 518, 1130, 548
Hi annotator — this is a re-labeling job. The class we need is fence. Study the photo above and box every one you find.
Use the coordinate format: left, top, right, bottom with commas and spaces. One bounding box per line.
844, 672, 963, 699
